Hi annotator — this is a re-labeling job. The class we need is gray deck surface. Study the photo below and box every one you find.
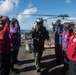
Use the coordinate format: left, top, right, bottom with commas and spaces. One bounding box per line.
10, 38, 64, 75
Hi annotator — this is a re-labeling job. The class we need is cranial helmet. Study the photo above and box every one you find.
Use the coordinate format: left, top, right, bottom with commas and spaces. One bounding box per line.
36, 18, 43, 23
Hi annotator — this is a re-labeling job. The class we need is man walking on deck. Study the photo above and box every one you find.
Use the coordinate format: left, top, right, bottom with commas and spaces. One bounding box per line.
32, 18, 51, 73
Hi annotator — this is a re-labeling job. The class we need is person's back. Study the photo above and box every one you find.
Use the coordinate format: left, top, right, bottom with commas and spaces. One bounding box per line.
66, 24, 76, 75
9, 18, 20, 72
9, 18, 20, 45
53, 25, 61, 45
62, 27, 70, 51
10, 19, 19, 33
67, 33, 76, 61
60, 26, 70, 74
0, 16, 10, 54
53, 23, 63, 65
0, 16, 11, 75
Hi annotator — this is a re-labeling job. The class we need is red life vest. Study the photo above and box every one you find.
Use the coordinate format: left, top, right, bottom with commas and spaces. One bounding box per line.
66, 34, 76, 62
0, 24, 11, 54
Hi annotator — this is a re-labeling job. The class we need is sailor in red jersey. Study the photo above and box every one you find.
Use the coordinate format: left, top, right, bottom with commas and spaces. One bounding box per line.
0, 16, 11, 75
66, 24, 76, 75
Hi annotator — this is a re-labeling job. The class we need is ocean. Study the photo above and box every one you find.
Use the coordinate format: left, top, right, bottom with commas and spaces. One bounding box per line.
21, 30, 31, 34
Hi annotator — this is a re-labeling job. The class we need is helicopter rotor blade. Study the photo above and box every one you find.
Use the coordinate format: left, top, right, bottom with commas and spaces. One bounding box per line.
20, 14, 58, 16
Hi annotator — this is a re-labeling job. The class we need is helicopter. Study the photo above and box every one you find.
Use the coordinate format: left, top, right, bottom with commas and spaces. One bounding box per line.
42, 14, 75, 31
8, 13, 76, 30
50, 14, 75, 24
11, 13, 75, 25
20, 13, 76, 31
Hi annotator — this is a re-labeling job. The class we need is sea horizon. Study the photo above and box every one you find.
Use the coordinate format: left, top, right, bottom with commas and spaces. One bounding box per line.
21, 29, 31, 34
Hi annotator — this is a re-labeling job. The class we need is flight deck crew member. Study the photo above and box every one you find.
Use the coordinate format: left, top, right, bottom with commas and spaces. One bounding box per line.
66, 24, 76, 75
32, 18, 51, 73
53, 22, 63, 64
9, 18, 20, 72
0, 16, 11, 75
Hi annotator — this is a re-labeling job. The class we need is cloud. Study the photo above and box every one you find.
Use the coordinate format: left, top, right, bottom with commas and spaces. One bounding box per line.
18, 6, 37, 22
17, 3, 37, 29
65, 0, 71, 3
27, 2, 33, 8
0, 0, 19, 15
11, 0, 19, 6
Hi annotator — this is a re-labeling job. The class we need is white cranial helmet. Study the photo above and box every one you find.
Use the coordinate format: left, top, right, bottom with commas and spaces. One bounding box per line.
36, 18, 43, 23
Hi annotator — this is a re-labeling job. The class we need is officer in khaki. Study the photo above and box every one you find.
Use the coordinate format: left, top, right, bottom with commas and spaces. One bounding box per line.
32, 18, 51, 73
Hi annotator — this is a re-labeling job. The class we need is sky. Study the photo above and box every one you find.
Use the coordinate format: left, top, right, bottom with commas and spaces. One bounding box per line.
0, 0, 76, 30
